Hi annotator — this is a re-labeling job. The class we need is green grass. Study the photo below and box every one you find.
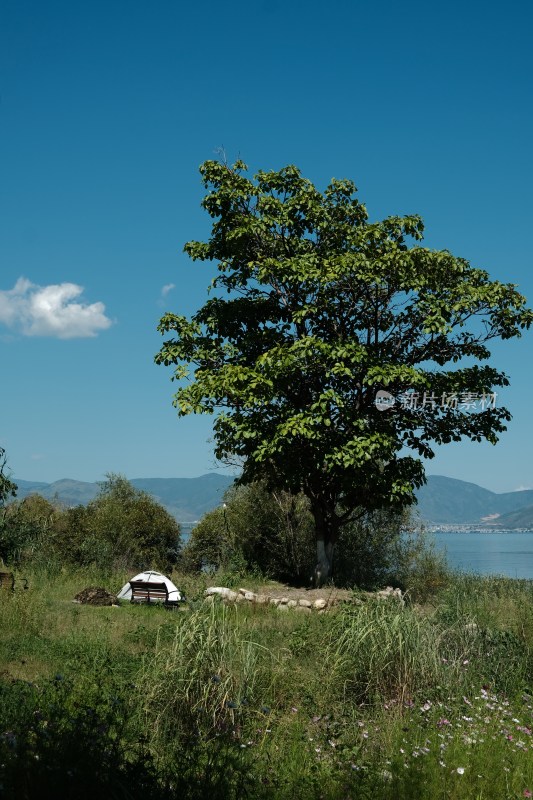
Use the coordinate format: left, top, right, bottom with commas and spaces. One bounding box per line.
1, 566, 533, 799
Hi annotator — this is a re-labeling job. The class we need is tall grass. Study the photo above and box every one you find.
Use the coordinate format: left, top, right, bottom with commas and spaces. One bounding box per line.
139, 604, 280, 742
1, 567, 533, 798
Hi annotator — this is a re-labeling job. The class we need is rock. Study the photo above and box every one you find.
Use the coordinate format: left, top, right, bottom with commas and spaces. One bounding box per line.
244, 591, 258, 602
276, 603, 289, 612
376, 587, 404, 604
295, 605, 312, 614
298, 599, 312, 608
256, 594, 270, 604
287, 599, 298, 608
205, 587, 239, 602
74, 587, 117, 606
279, 597, 289, 605
313, 598, 327, 610
269, 598, 281, 606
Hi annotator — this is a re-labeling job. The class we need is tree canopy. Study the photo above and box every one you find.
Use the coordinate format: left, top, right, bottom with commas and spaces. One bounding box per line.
156, 160, 532, 582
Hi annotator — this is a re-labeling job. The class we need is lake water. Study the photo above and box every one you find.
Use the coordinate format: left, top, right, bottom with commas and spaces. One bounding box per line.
430, 532, 533, 579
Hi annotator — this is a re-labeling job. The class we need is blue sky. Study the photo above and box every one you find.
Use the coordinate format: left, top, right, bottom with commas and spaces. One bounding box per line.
1, 0, 532, 493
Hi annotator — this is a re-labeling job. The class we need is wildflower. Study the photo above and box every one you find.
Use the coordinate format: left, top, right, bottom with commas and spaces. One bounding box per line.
437, 718, 451, 728
523, 790, 532, 798
291, 707, 298, 713
462, 696, 472, 706
456, 767, 465, 775
421, 701, 431, 712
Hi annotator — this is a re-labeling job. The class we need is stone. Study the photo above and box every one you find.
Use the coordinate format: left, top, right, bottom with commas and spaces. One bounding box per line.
313, 598, 327, 610
295, 605, 312, 614
205, 587, 239, 602
287, 599, 298, 608
269, 598, 281, 606
298, 599, 312, 608
376, 586, 404, 605
276, 603, 289, 612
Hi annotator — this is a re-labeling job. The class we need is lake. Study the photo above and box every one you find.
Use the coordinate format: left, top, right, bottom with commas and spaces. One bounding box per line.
431, 532, 533, 579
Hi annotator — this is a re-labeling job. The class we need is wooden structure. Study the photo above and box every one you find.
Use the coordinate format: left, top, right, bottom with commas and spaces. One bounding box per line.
129, 580, 182, 609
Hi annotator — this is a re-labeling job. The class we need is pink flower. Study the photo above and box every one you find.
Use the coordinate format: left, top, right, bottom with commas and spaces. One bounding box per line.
523, 790, 532, 798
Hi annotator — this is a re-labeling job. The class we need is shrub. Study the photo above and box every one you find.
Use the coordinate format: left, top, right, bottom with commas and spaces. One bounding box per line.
182, 482, 315, 584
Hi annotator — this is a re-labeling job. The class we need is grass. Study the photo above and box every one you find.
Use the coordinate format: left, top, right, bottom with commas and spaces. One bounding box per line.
1, 565, 532, 798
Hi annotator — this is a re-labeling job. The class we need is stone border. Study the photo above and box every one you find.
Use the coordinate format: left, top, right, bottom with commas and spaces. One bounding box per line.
204, 585, 403, 611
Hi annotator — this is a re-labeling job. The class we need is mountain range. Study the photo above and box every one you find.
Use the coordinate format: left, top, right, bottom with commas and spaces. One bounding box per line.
13, 474, 235, 523
11, 474, 533, 529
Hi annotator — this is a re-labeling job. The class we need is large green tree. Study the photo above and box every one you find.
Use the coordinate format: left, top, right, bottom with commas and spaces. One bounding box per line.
156, 160, 532, 583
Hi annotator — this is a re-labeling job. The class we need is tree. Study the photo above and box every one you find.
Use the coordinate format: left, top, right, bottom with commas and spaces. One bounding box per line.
0, 447, 17, 508
84, 474, 181, 571
156, 160, 532, 583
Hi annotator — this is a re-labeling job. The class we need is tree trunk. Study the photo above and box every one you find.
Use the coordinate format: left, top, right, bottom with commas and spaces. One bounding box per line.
314, 536, 334, 586
311, 502, 339, 587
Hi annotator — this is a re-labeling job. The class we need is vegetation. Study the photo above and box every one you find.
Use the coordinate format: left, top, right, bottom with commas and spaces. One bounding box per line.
156, 160, 532, 581
182, 481, 443, 593
1, 564, 532, 799
0, 474, 181, 572
0, 446, 17, 507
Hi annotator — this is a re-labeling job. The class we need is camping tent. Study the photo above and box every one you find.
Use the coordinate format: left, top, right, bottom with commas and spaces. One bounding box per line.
117, 571, 183, 603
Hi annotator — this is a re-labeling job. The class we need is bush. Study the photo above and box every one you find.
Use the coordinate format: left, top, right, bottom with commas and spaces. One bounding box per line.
182, 482, 315, 583
0, 675, 165, 800
183, 482, 448, 594
2, 475, 181, 573
0, 494, 59, 566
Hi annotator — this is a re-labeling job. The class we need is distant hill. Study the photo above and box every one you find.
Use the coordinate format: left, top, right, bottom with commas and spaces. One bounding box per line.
13, 473, 533, 529
13, 474, 235, 523
415, 475, 533, 527
484, 504, 533, 530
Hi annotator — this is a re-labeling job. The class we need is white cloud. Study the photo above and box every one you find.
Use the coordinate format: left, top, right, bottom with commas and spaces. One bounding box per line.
161, 283, 175, 297
0, 277, 113, 339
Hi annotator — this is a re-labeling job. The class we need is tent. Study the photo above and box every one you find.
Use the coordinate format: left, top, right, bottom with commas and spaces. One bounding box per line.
117, 571, 183, 603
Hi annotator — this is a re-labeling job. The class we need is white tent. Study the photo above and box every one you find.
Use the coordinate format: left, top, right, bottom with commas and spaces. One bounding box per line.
117, 571, 183, 603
